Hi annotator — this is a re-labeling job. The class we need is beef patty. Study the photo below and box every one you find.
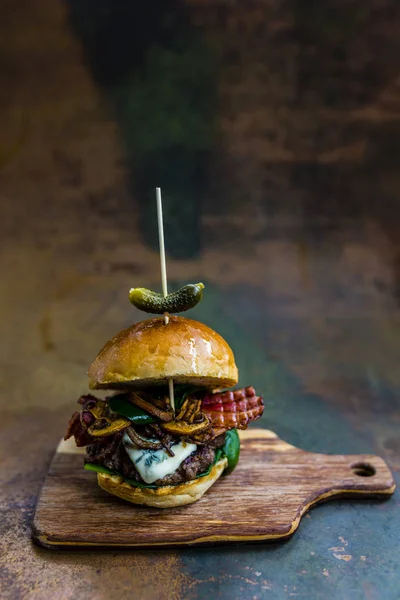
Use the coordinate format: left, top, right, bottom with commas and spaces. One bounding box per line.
86, 432, 226, 486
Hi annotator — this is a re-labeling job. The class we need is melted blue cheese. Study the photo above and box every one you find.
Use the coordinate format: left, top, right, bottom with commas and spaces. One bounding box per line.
122, 432, 197, 484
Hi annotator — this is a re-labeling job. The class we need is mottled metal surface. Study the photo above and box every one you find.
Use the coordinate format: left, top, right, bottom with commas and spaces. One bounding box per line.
1, 0, 400, 598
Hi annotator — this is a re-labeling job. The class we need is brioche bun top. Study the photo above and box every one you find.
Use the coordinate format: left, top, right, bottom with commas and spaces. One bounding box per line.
88, 316, 238, 390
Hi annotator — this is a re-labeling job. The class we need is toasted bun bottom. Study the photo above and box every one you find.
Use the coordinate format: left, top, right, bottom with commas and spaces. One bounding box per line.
97, 457, 228, 508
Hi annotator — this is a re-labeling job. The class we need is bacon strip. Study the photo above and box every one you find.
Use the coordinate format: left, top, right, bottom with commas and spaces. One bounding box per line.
64, 395, 98, 446
64, 411, 93, 447
201, 386, 264, 430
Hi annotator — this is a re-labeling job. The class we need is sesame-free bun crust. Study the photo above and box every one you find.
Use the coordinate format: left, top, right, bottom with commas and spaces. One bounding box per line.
97, 457, 228, 508
88, 316, 238, 390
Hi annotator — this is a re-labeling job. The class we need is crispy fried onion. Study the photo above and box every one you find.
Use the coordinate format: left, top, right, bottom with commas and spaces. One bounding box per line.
128, 393, 174, 422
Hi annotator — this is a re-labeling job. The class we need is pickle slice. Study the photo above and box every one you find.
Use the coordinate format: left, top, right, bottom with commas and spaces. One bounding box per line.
129, 283, 204, 314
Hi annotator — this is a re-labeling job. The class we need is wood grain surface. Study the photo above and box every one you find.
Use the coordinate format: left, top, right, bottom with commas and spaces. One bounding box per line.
32, 429, 395, 548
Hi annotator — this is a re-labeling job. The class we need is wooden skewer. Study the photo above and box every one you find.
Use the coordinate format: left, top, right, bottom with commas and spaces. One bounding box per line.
156, 188, 169, 326
156, 187, 175, 413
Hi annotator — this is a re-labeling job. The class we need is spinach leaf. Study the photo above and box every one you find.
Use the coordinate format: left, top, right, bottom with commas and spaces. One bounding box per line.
84, 463, 114, 475
108, 393, 154, 424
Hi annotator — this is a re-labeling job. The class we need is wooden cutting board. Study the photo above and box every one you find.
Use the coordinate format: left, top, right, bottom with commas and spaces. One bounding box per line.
32, 429, 395, 548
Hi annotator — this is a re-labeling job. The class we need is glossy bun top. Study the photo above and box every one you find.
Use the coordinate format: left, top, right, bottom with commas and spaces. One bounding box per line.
88, 316, 238, 390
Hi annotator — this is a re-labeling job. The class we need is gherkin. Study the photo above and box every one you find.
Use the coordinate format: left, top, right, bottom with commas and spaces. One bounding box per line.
129, 283, 204, 314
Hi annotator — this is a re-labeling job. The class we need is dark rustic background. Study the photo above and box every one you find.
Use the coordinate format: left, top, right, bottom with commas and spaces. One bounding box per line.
1, 1, 399, 599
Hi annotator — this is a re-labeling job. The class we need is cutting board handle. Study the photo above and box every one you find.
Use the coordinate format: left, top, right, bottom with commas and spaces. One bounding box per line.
295, 452, 396, 510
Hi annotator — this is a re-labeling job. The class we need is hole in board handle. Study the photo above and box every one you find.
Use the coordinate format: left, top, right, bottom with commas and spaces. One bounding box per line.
350, 462, 376, 477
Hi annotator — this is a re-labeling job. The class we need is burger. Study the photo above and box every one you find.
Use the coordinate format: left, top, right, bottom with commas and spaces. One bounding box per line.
65, 315, 264, 508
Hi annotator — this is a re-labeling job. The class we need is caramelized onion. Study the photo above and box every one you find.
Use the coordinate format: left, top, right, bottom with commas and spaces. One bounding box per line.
150, 424, 175, 457
125, 426, 163, 450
